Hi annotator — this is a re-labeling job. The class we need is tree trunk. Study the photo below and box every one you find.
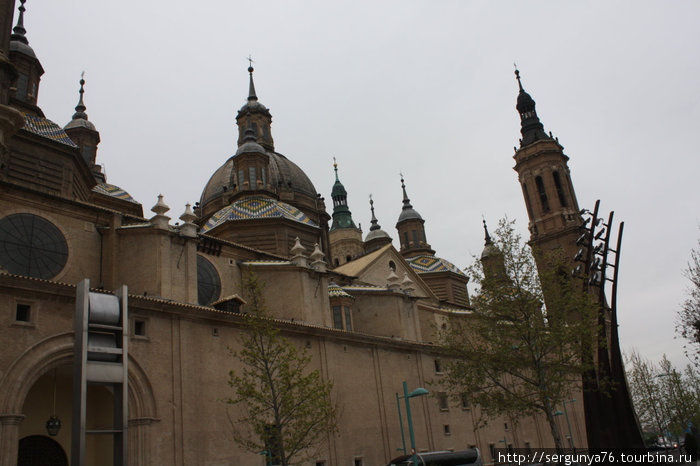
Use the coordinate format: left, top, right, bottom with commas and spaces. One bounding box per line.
544, 399, 564, 454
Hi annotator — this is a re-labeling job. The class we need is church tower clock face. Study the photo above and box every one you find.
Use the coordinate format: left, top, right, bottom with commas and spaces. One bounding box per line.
0, 214, 68, 279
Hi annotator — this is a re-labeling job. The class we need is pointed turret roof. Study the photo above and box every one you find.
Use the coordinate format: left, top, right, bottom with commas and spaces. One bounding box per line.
480, 219, 501, 260
65, 74, 96, 131
365, 195, 391, 242
237, 63, 270, 117
515, 68, 550, 147
330, 159, 357, 230
397, 175, 423, 222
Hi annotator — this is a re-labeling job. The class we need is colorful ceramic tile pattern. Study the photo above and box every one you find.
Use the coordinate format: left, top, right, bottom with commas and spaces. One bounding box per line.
201, 196, 318, 233
407, 254, 466, 276
92, 183, 139, 204
328, 282, 355, 299
22, 114, 78, 148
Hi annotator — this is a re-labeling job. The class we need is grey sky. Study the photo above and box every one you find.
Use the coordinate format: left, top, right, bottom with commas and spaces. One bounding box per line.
19, 1, 700, 368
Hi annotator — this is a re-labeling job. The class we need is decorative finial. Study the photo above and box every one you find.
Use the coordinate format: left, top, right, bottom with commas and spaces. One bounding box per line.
11, 0, 28, 44
482, 218, 493, 245
333, 157, 339, 181
514, 65, 524, 92
400, 174, 412, 208
247, 56, 257, 101
72, 72, 88, 120
369, 194, 381, 231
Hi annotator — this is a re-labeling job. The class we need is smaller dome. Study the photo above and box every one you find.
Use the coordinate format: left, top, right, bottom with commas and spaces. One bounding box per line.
397, 176, 423, 223
516, 90, 536, 114
235, 140, 265, 156
238, 99, 270, 116
481, 242, 501, 261
398, 207, 423, 222
365, 227, 390, 242
9, 39, 36, 59
65, 118, 96, 131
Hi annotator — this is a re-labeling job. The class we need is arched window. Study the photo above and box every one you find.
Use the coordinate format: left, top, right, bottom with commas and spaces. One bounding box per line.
197, 255, 221, 305
552, 171, 568, 207
535, 176, 550, 213
522, 183, 534, 218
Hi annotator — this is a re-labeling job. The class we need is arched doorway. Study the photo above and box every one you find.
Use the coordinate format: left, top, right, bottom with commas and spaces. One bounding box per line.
0, 333, 159, 464
17, 435, 68, 466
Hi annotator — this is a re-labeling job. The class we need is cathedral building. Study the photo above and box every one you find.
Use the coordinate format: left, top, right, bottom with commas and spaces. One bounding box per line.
0, 2, 591, 465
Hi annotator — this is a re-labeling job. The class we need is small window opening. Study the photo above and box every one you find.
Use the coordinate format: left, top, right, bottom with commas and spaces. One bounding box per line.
346, 255, 351, 262
460, 393, 469, 410
134, 319, 146, 336
389, 260, 396, 271
522, 183, 534, 218
535, 176, 550, 213
249, 166, 257, 186
16, 303, 31, 322
344, 306, 352, 331
403, 231, 409, 248
332, 306, 343, 329
438, 392, 449, 411
443, 424, 451, 435
553, 171, 568, 207
334, 258, 339, 266
354, 459, 363, 466
434, 359, 442, 373
411, 230, 419, 246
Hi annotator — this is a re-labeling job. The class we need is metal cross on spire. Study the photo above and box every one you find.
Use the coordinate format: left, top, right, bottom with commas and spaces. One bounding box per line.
247, 54, 254, 68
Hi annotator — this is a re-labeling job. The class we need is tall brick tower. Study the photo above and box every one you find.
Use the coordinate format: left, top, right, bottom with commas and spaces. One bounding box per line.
512, 69, 581, 258
511, 69, 644, 449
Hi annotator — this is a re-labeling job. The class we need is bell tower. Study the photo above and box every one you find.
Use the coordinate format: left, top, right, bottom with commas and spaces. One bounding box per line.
512, 69, 581, 253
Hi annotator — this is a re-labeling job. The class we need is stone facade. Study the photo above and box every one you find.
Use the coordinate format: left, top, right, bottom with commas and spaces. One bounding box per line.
0, 4, 590, 465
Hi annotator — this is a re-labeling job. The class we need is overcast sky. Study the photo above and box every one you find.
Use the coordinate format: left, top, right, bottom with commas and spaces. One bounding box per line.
17, 1, 700, 369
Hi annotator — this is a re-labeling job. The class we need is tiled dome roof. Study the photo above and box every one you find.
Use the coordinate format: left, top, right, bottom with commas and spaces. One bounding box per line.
92, 183, 138, 204
201, 196, 318, 233
407, 254, 466, 277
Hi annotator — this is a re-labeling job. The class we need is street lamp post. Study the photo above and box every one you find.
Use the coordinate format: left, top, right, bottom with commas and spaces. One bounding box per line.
401, 381, 429, 465
396, 392, 407, 455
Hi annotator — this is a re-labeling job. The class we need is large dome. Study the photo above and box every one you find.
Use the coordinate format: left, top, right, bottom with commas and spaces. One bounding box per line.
199, 151, 318, 209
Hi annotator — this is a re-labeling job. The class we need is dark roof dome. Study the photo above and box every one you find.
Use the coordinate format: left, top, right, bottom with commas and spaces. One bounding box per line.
516, 88, 536, 114
200, 151, 318, 207
397, 176, 423, 222
236, 65, 271, 118
398, 206, 422, 222
9, 39, 36, 59
65, 76, 97, 131
480, 220, 502, 260
9, 0, 37, 58
235, 126, 265, 155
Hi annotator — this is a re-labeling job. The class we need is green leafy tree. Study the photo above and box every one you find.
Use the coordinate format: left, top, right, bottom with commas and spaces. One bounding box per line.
677, 235, 700, 365
627, 351, 700, 443
226, 270, 338, 466
625, 350, 668, 439
439, 218, 597, 452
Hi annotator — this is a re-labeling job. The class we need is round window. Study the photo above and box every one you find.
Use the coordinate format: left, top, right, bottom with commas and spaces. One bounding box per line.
197, 255, 221, 305
0, 214, 68, 279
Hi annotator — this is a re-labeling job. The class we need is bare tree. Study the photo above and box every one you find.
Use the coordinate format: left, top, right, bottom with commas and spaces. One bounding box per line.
226, 270, 338, 466
677, 236, 700, 364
